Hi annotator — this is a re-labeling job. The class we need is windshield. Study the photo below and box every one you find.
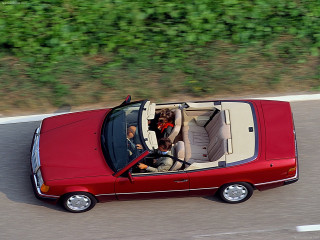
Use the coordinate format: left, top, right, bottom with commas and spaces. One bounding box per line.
101, 101, 147, 172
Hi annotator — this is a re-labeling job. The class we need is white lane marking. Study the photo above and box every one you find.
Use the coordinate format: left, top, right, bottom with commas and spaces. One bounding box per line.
1, 93, 320, 125
296, 225, 320, 232
193, 224, 320, 238
193, 228, 287, 238
0, 112, 69, 125
252, 93, 320, 102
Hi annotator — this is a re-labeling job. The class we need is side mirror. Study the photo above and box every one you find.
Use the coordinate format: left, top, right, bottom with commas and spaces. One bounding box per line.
121, 95, 131, 106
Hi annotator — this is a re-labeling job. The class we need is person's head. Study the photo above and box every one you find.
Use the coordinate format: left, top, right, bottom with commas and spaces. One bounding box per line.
166, 110, 175, 123
159, 108, 175, 124
127, 126, 136, 139
158, 137, 172, 153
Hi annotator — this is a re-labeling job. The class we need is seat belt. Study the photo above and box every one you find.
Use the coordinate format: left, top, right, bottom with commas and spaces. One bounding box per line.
151, 152, 190, 171
166, 155, 191, 171
204, 108, 220, 128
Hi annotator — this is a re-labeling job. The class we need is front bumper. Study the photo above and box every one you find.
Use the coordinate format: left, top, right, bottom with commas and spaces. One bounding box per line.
30, 127, 59, 201
30, 174, 58, 202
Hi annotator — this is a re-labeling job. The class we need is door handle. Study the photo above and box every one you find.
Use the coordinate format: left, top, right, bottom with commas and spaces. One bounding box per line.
174, 179, 188, 183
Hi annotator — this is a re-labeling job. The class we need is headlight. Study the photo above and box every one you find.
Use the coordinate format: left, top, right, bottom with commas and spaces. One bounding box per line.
36, 169, 44, 187
35, 169, 50, 193
31, 127, 41, 173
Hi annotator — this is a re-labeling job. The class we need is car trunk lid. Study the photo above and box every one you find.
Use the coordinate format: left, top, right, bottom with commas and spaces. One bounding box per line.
261, 100, 296, 160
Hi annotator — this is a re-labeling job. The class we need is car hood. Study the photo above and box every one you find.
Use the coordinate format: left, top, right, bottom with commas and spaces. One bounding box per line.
39, 108, 113, 181
261, 100, 296, 160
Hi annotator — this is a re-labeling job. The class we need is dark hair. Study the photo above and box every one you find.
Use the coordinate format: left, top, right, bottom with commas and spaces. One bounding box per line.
158, 138, 172, 151
159, 108, 175, 123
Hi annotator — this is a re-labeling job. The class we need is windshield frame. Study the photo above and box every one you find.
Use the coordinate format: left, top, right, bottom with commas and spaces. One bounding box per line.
101, 100, 148, 173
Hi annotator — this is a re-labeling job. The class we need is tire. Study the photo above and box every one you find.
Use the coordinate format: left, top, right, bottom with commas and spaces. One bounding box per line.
62, 192, 97, 213
219, 182, 253, 204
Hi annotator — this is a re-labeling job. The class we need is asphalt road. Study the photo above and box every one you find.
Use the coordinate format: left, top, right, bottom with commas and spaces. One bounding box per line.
0, 100, 319, 240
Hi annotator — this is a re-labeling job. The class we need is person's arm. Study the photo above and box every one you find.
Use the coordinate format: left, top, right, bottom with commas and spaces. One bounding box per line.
163, 126, 173, 138
145, 157, 173, 172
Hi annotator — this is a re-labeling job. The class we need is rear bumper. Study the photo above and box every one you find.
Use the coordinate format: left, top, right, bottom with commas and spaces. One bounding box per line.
284, 177, 299, 185
285, 115, 299, 186
255, 156, 299, 190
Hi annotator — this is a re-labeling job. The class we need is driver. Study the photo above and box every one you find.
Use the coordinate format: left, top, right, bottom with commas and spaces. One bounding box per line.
127, 126, 143, 155
138, 138, 173, 172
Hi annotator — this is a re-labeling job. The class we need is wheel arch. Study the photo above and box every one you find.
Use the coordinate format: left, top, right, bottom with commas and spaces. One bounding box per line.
60, 187, 98, 202
219, 180, 256, 190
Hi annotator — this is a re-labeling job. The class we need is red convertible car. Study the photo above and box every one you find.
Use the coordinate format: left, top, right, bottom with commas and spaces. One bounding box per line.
30, 96, 298, 213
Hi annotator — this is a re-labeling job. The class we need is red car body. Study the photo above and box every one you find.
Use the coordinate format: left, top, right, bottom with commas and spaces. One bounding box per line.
30, 98, 298, 212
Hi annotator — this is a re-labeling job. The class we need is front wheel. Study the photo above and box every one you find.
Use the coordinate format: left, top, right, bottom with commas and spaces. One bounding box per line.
219, 182, 253, 204
62, 192, 97, 213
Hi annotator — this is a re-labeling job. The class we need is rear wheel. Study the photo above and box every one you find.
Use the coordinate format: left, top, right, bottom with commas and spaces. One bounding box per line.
62, 192, 97, 213
219, 182, 253, 203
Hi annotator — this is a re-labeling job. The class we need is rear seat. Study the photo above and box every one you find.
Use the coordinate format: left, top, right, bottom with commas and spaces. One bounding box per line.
183, 110, 231, 164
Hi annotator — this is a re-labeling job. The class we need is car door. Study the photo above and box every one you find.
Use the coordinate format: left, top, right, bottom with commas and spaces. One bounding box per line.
186, 167, 224, 197
115, 171, 189, 200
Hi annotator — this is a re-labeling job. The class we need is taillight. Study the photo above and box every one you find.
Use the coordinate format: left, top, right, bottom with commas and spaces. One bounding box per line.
287, 166, 297, 177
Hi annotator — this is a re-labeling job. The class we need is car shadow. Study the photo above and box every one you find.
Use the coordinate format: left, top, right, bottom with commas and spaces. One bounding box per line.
203, 194, 224, 203
0, 121, 66, 212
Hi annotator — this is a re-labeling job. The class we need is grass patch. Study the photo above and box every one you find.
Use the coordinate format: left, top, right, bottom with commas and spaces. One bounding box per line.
0, 40, 319, 115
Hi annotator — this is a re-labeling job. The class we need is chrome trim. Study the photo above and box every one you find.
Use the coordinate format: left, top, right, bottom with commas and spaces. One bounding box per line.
293, 117, 299, 180
254, 173, 298, 186
31, 127, 41, 173
32, 175, 59, 198
116, 186, 219, 196
95, 193, 116, 197
189, 186, 219, 191
116, 188, 189, 195
30, 125, 59, 199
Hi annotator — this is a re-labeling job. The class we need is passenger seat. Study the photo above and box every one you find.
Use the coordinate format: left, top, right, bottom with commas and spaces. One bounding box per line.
170, 141, 185, 171
168, 109, 182, 143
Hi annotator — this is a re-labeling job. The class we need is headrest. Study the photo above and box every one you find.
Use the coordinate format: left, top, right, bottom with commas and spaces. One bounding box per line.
147, 103, 156, 120
145, 130, 158, 150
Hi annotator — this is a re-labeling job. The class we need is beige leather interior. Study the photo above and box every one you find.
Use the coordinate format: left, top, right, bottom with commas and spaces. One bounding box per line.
182, 101, 256, 170
168, 109, 182, 143
141, 101, 256, 172
142, 101, 158, 150
183, 110, 231, 165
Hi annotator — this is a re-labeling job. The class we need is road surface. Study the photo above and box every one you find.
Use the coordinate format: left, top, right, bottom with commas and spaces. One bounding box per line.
0, 99, 319, 240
